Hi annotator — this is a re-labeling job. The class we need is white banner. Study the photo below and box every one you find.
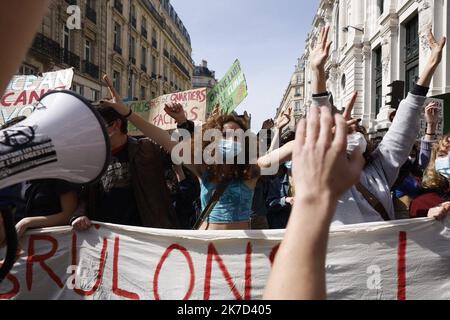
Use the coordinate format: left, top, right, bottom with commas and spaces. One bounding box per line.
0, 69, 74, 125
1, 218, 450, 300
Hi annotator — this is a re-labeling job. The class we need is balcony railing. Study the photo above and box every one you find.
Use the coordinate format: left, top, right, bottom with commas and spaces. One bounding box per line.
152, 38, 158, 49
141, 64, 147, 73
61, 48, 80, 70
141, 28, 148, 39
163, 49, 170, 59
171, 55, 191, 79
86, 5, 97, 24
114, 0, 123, 14
405, 38, 419, 63
131, 17, 137, 29
82, 60, 99, 79
32, 33, 61, 60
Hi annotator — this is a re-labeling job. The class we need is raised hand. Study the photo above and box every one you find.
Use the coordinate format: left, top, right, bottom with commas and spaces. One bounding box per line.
293, 106, 364, 202
418, 29, 446, 87
427, 29, 447, 67
276, 108, 292, 130
425, 101, 439, 126
310, 26, 332, 71
242, 111, 252, 128
261, 119, 275, 130
164, 103, 187, 124
100, 74, 130, 116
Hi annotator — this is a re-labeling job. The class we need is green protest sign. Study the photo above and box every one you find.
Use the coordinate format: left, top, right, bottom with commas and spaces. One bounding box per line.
125, 100, 151, 136
207, 59, 248, 114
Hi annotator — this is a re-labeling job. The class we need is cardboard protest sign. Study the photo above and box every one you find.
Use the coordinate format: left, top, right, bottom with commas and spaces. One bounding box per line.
0, 69, 74, 125
144, 88, 207, 131
418, 97, 445, 139
2, 218, 450, 300
125, 100, 151, 136
207, 60, 248, 114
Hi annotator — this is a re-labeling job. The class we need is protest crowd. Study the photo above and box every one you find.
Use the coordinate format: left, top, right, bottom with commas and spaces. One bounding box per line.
0, 1, 448, 300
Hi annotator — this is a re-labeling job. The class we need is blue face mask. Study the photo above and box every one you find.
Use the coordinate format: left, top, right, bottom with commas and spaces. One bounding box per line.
435, 156, 450, 179
218, 140, 242, 160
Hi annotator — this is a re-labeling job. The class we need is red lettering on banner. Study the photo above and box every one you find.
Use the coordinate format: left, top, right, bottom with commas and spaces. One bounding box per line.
203, 243, 252, 300
0, 251, 22, 299
0, 92, 15, 107
269, 244, 280, 265
28, 89, 47, 105
14, 91, 27, 106
0, 274, 20, 299
71, 233, 108, 297
397, 231, 407, 300
26, 235, 63, 291
153, 244, 195, 300
190, 107, 199, 121
113, 237, 140, 300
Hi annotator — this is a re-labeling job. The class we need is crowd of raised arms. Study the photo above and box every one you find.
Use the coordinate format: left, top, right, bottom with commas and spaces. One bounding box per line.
0, 1, 447, 300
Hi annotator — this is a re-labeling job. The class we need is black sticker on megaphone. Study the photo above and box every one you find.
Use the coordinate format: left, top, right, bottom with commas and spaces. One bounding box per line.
0, 125, 57, 180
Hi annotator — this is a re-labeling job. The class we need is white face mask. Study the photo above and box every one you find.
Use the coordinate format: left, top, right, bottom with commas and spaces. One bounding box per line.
347, 132, 367, 155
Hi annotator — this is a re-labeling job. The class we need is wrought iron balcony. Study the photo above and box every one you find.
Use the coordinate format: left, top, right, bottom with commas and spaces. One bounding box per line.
86, 5, 97, 24
114, 0, 123, 14
171, 55, 191, 80
114, 44, 122, 55
82, 60, 99, 79
31, 33, 61, 60
61, 48, 80, 70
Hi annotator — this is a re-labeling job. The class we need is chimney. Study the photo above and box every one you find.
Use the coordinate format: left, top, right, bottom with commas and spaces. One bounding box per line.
202, 60, 208, 68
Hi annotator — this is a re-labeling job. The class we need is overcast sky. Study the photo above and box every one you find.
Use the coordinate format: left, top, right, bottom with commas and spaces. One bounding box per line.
171, 0, 318, 130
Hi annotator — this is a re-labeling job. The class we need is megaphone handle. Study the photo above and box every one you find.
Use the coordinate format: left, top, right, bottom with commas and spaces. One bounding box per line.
0, 209, 18, 282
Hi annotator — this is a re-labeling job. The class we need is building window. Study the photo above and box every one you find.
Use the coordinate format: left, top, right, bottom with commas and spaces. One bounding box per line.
113, 71, 121, 95
85, 40, 91, 62
18, 64, 38, 76
129, 36, 136, 63
140, 86, 146, 100
294, 101, 301, 113
92, 89, 100, 102
114, 22, 122, 53
377, 0, 384, 16
63, 26, 71, 51
152, 54, 157, 75
341, 74, 346, 91
295, 87, 301, 97
142, 46, 147, 66
128, 72, 135, 99
374, 47, 382, 115
404, 15, 419, 93
130, 4, 137, 28
72, 83, 84, 97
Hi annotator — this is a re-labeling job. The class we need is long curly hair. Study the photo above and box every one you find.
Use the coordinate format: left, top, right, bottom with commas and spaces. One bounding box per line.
192, 113, 259, 183
422, 134, 450, 190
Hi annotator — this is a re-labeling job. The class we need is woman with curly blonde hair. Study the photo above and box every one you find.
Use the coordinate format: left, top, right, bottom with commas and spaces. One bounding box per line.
411, 134, 450, 220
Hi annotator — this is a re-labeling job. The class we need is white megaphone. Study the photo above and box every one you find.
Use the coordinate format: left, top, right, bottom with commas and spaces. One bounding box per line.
0, 89, 111, 189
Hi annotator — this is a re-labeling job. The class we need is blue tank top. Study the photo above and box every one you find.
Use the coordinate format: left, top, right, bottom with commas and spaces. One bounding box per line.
200, 177, 254, 224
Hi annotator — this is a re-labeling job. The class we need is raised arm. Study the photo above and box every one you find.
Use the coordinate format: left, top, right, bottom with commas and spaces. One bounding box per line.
268, 108, 292, 152
376, 30, 446, 187
310, 26, 332, 96
100, 75, 178, 154
419, 102, 439, 170
264, 107, 364, 300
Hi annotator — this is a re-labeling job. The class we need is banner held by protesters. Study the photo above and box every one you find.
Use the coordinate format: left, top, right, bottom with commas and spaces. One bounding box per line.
1, 218, 450, 300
